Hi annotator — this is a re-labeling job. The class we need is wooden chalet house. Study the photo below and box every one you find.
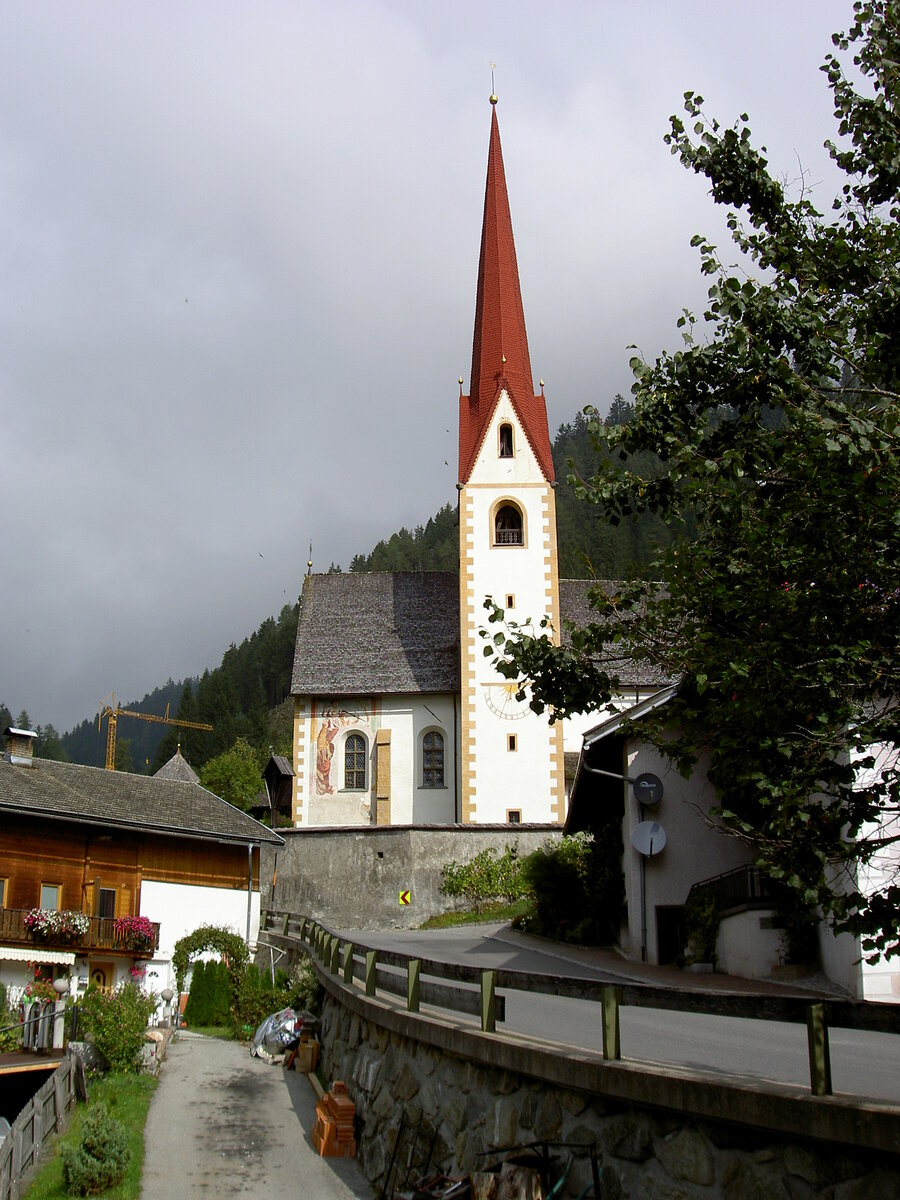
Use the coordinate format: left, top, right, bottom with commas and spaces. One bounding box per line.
0, 727, 282, 1001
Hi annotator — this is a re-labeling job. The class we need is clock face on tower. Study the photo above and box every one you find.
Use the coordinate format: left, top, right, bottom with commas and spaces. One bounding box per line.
482, 681, 530, 720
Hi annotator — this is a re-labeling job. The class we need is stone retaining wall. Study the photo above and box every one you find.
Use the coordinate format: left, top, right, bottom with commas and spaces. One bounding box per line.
319, 995, 899, 1200
261, 824, 558, 929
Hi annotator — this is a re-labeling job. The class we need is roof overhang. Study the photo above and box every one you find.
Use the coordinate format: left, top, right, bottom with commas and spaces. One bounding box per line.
0, 803, 284, 848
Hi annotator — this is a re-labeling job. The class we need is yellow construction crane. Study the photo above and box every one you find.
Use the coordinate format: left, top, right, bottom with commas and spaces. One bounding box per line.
98, 693, 214, 771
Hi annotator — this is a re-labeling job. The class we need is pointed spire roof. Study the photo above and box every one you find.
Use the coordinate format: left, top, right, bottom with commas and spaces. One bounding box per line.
459, 101, 555, 484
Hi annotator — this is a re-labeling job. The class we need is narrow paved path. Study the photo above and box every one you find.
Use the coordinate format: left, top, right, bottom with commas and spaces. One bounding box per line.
141, 1032, 372, 1199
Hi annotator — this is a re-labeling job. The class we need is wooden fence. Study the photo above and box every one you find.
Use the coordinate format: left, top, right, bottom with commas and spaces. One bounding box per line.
261, 909, 900, 1099
0, 1053, 86, 1200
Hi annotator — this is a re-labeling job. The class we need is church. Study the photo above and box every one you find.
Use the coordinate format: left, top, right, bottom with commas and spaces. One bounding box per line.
289, 99, 664, 829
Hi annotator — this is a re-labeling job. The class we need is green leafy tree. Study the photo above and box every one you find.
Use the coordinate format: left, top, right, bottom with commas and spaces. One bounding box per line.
487, 1, 900, 961
199, 737, 263, 810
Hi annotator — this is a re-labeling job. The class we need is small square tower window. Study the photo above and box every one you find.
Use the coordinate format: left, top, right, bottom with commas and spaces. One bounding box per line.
507, 809, 522, 824
507, 734, 517, 752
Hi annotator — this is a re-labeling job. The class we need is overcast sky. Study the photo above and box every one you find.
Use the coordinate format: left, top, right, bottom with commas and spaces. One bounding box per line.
1, 1, 854, 733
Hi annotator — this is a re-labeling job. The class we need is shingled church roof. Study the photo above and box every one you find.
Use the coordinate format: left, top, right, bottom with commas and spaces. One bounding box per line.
291, 572, 669, 698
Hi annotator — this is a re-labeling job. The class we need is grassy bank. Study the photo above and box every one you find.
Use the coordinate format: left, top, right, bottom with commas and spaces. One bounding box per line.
21, 1073, 157, 1200
418, 899, 529, 929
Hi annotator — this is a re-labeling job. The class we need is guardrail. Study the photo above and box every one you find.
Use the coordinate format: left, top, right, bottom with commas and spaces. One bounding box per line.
0, 1051, 86, 1200
261, 908, 899, 1099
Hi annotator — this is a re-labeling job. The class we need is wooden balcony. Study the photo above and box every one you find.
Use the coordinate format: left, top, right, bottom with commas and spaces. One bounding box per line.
0, 909, 160, 958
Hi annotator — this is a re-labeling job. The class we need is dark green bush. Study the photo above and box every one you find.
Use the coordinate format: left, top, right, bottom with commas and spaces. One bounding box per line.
519, 833, 623, 945
61, 1103, 130, 1195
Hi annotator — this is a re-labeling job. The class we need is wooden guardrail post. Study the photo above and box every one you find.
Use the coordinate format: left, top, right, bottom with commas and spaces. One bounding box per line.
328, 936, 341, 974
601, 985, 621, 1061
343, 942, 355, 985
365, 950, 378, 997
807, 1002, 832, 1096
408, 959, 421, 1013
282, 912, 290, 936
481, 970, 496, 1033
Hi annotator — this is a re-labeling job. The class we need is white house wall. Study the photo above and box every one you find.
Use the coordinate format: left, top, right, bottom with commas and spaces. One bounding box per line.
621, 743, 750, 965
139, 878, 260, 993
293, 694, 458, 827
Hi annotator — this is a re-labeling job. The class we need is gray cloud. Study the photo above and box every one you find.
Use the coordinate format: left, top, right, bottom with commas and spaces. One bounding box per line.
0, 0, 852, 730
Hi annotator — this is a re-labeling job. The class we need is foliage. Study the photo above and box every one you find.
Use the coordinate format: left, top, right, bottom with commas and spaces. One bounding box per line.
78, 984, 157, 1074
486, 2, 900, 960
22, 1073, 156, 1200
350, 503, 460, 572
440, 844, 526, 912
682, 893, 720, 966
172, 925, 249, 995
24, 909, 90, 940
113, 915, 155, 951
198, 737, 264, 811
183, 960, 232, 1027
419, 899, 531, 929
0, 982, 22, 1051
518, 834, 624, 945
25, 979, 60, 1003
229, 954, 321, 1039
60, 1103, 130, 1196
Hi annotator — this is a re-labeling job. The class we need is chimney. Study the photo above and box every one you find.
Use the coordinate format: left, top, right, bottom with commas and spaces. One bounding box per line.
5, 726, 37, 766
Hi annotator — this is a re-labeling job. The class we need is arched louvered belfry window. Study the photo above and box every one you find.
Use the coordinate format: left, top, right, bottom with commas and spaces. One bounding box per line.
344, 732, 367, 790
499, 423, 514, 457
494, 503, 523, 546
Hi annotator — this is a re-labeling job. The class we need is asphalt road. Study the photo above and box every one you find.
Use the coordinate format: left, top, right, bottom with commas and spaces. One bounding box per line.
338, 924, 900, 1105
141, 1032, 372, 1199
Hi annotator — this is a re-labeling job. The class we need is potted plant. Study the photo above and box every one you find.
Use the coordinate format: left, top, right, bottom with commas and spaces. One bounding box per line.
24, 908, 90, 944
114, 914, 155, 952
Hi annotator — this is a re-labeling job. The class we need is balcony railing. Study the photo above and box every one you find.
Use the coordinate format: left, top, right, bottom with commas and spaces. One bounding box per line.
0, 909, 160, 957
685, 865, 786, 917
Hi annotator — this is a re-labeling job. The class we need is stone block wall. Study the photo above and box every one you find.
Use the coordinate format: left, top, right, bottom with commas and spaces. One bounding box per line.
319, 994, 898, 1200
261, 824, 558, 930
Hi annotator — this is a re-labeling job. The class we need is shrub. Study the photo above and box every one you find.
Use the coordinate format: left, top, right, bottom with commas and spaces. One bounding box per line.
78, 983, 156, 1073
519, 833, 624, 945
440, 843, 526, 911
61, 1103, 131, 1195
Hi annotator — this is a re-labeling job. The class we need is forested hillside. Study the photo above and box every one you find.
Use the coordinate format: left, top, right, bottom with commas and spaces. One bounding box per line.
6, 397, 670, 794
348, 395, 670, 578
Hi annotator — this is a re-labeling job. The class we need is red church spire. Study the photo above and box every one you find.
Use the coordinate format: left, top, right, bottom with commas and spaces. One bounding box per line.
459, 99, 555, 484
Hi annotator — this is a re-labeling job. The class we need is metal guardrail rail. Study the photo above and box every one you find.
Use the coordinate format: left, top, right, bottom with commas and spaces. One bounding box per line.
261, 908, 900, 1100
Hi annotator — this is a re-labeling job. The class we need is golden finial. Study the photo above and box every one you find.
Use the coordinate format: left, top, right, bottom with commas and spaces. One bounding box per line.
458, 376, 464, 397
307, 542, 313, 576
490, 62, 498, 105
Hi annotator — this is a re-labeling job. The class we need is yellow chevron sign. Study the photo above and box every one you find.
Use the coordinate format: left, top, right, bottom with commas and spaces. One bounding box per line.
399, 890, 411, 906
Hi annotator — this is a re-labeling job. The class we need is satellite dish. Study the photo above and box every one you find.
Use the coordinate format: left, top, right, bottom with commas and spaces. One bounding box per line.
631, 820, 667, 858
632, 772, 663, 805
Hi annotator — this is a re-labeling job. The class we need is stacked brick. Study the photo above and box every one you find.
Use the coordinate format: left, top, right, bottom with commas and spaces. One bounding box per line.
312, 1080, 357, 1158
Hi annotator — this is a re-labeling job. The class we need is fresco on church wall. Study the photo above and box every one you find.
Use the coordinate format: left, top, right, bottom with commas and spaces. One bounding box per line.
311, 701, 377, 796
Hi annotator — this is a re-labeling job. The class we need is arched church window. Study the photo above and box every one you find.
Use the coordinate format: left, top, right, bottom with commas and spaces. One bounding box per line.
499, 423, 514, 458
344, 733, 367, 790
494, 503, 523, 546
423, 731, 445, 788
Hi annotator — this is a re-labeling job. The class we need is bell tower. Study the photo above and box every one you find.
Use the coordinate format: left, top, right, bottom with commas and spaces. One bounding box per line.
457, 97, 565, 825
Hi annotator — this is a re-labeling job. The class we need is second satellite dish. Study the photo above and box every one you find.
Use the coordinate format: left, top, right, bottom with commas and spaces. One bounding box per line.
632, 772, 663, 805
631, 820, 667, 857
